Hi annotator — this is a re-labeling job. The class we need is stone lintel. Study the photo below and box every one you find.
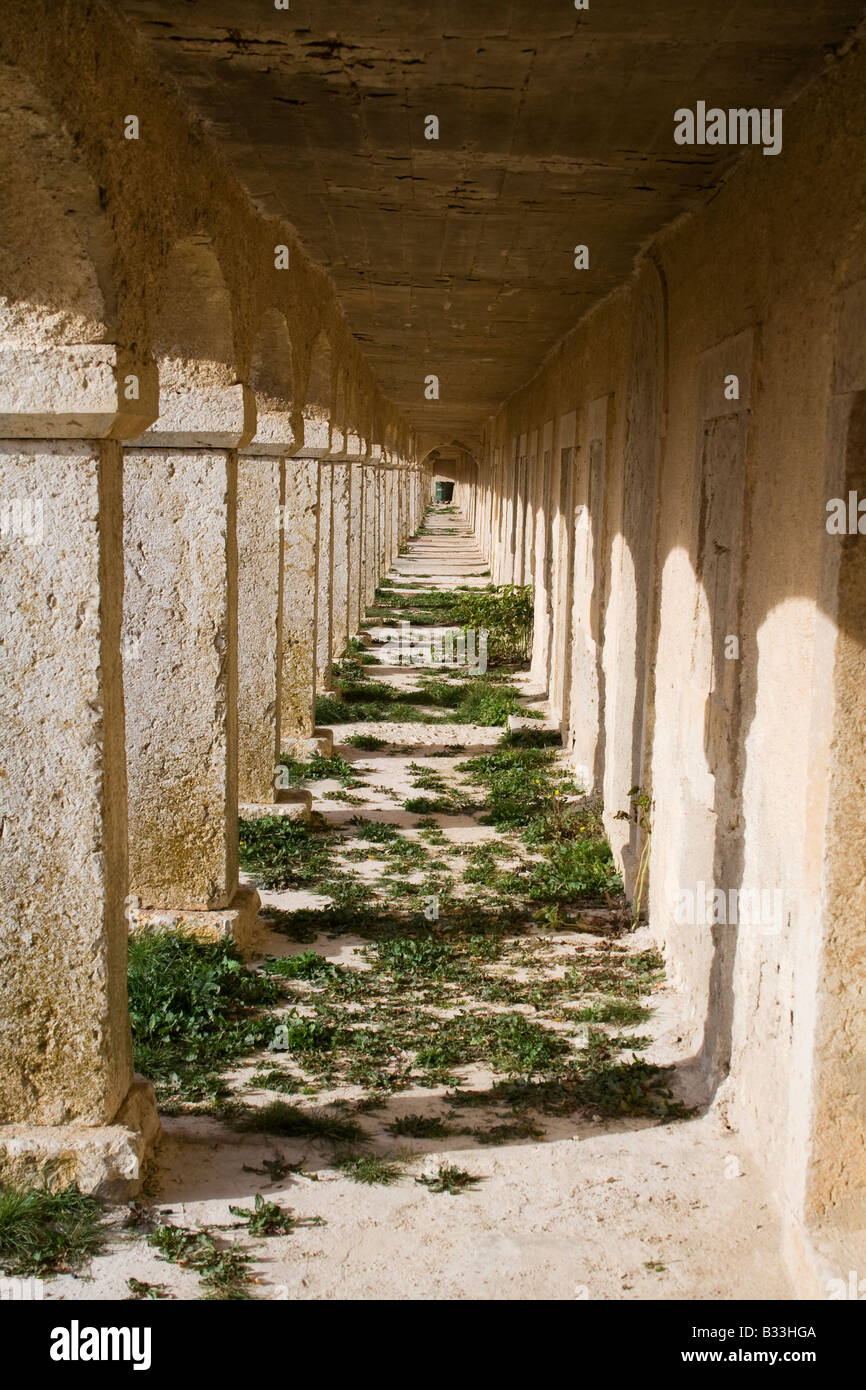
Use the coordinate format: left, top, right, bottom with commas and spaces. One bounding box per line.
0, 346, 159, 439
294, 415, 331, 458
242, 408, 296, 455
130, 382, 255, 448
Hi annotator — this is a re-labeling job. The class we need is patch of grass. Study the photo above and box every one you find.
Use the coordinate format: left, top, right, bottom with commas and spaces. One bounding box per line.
470, 1119, 545, 1145
238, 815, 337, 891
374, 936, 454, 976
262, 950, 341, 981
386, 1113, 453, 1138
572, 1000, 652, 1026
248, 1069, 301, 1095
0, 1184, 104, 1277
334, 1154, 404, 1186
513, 839, 623, 903
499, 727, 562, 749
277, 751, 364, 787
128, 932, 279, 1103
346, 734, 389, 751
416, 1165, 482, 1195
232, 1102, 369, 1146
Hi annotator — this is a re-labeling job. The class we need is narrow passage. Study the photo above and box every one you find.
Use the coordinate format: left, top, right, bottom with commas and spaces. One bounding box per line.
51, 506, 792, 1302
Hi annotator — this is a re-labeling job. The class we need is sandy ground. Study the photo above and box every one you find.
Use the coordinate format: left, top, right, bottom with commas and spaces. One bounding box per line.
45, 512, 794, 1302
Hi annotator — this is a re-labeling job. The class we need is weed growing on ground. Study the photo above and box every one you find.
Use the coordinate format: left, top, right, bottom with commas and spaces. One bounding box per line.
0, 1184, 104, 1277
128, 932, 279, 1104
416, 1165, 482, 1195
334, 1154, 404, 1185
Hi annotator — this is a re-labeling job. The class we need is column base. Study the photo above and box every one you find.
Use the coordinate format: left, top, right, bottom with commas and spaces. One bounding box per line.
282, 728, 334, 759
0, 1076, 161, 1202
241, 790, 312, 823
130, 883, 262, 955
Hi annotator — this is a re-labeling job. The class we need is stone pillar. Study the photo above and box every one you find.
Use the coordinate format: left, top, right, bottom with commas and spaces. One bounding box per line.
236, 456, 282, 805
348, 461, 364, 636
316, 462, 334, 690
362, 464, 378, 608
122, 451, 259, 943
281, 457, 319, 751
385, 468, 395, 567
330, 462, 350, 660
0, 347, 160, 1196
377, 465, 387, 581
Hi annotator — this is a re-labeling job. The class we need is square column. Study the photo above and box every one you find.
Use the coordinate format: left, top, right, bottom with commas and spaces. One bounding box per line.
281, 457, 319, 752
362, 465, 378, 608
0, 442, 159, 1194
348, 461, 364, 636
237, 456, 282, 805
122, 451, 258, 946
330, 462, 350, 660
316, 463, 334, 691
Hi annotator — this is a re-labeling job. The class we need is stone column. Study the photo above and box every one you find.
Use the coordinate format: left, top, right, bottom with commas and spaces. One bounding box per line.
280, 457, 320, 753
377, 464, 387, 582
330, 461, 350, 660
122, 451, 259, 945
385, 468, 395, 568
362, 464, 378, 608
0, 349, 160, 1196
316, 462, 334, 691
236, 456, 283, 806
348, 460, 364, 637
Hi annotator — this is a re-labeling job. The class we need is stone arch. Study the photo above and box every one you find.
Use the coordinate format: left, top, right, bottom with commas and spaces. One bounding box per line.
0, 59, 114, 349
151, 234, 236, 390
305, 330, 332, 421
140, 234, 250, 445
250, 307, 294, 410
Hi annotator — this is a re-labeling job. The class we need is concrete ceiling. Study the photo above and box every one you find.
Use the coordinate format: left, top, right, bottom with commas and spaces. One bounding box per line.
114, 0, 865, 446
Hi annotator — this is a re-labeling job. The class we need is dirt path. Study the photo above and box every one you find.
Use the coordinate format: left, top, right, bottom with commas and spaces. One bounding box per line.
47, 508, 793, 1302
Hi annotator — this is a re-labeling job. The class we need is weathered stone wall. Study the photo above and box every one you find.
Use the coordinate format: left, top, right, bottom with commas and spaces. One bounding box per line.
476, 36, 866, 1278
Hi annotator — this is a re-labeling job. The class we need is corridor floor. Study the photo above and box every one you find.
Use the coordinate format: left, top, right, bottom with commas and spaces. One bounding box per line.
48, 509, 793, 1302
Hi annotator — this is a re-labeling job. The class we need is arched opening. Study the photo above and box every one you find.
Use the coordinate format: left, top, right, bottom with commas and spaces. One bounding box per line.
250, 307, 294, 410
305, 330, 332, 422
0, 60, 113, 349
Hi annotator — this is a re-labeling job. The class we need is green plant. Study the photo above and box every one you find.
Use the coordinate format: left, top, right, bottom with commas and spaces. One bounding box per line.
232, 1102, 368, 1145
147, 1223, 255, 1300
228, 1193, 325, 1237
386, 1113, 452, 1138
615, 787, 653, 926
0, 1184, 104, 1277
126, 1278, 171, 1300
346, 734, 389, 751
416, 1165, 481, 1195
238, 815, 336, 891
334, 1154, 404, 1185
128, 931, 279, 1103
